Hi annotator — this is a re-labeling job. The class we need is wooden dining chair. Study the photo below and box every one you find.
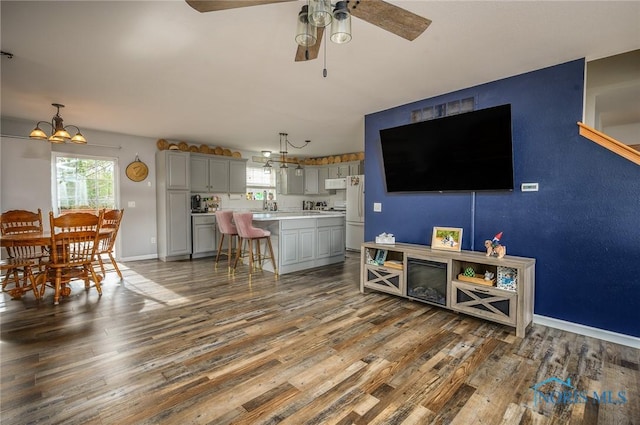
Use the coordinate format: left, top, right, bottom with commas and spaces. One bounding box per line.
0, 208, 47, 290
96, 208, 124, 279
41, 211, 104, 305
0, 241, 40, 300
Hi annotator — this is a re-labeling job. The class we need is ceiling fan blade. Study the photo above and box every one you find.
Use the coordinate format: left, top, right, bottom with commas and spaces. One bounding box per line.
186, 0, 295, 13
349, 0, 431, 41
295, 27, 324, 62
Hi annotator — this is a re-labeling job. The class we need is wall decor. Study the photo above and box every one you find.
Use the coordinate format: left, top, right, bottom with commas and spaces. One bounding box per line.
431, 227, 463, 252
125, 155, 149, 182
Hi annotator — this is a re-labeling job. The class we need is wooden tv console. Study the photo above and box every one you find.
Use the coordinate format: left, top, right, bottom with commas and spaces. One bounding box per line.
360, 242, 536, 337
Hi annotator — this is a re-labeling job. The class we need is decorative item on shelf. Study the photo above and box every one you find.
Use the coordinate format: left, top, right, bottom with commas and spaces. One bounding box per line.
463, 267, 475, 277
374, 249, 388, 265
431, 227, 463, 252
497, 266, 517, 291
156, 139, 169, 150
457, 271, 496, 286
375, 232, 395, 244
383, 260, 403, 270
485, 231, 506, 258
365, 249, 377, 265
29, 103, 87, 144
125, 155, 149, 182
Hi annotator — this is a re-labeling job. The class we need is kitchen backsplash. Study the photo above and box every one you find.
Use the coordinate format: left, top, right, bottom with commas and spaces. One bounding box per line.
194, 192, 346, 211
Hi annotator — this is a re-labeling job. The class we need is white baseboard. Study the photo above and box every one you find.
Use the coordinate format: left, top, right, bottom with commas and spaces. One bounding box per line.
533, 314, 640, 348
119, 253, 158, 262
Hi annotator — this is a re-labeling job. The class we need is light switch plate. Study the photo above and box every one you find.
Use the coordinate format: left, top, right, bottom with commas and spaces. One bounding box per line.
373, 202, 382, 212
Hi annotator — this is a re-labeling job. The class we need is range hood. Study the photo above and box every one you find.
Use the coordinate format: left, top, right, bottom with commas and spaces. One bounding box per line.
325, 178, 347, 190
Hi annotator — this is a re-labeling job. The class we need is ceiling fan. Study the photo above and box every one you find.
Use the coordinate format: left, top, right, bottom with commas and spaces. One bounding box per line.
185, 0, 431, 62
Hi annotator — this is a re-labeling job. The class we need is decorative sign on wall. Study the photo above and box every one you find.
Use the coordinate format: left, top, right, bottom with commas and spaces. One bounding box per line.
126, 155, 149, 182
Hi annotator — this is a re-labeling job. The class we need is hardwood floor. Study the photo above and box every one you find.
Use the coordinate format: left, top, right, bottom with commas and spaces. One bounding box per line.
1, 253, 638, 424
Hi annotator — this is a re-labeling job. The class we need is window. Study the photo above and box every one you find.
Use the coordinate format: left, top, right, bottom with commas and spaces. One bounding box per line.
52, 153, 118, 214
246, 166, 276, 200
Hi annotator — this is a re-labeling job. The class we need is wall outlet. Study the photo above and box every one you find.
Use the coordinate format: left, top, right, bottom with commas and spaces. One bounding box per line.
373, 202, 382, 212
150, 237, 156, 244
521, 182, 539, 192
128, 201, 136, 208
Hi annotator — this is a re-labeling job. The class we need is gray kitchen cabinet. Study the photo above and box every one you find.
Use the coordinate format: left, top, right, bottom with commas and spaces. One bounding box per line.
317, 217, 345, 258
280, 219, 316, 266
190, 154, 246, 194
190, 155, 211, 192
156, 151, 191, 261
165, 151, 190, 190
328, 161, 362, 179
328, 164, 349, 179
305, 166, 335, 194
208, 157, 230, 192
192, 214, 217, 258
304, 167, 319, 194
229, 160, 247, 193
166, 191, 191, 256
318, 167, 329, 194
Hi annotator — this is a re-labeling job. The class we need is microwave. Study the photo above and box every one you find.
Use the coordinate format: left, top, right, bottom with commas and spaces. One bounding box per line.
325, 178, 347, 190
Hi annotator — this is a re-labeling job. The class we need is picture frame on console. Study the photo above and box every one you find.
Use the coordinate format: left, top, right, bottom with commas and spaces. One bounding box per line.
431, 227, 463, 252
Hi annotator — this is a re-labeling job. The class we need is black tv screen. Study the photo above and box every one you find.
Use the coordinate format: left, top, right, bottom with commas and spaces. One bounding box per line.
380, 104, 514, 192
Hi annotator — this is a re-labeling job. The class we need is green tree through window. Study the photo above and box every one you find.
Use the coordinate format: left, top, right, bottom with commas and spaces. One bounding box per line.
54, 155, 117, 214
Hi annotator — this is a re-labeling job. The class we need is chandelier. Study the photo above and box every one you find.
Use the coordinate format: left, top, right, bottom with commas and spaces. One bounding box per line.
263, 133, 310, 176
296, 0, 351, 48
29, 103, 87, 144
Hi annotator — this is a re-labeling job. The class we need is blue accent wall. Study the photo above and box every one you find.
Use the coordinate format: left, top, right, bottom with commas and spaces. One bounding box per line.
364, 59, 640, 338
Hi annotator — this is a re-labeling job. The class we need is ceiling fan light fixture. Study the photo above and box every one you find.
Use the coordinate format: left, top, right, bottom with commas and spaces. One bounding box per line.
295, 5, 317, 47
330, 1, 351, 44
263, 161, 273, 174
308, 0, 332, 28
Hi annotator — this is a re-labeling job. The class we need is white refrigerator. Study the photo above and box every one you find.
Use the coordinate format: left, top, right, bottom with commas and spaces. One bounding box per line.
346, 175, 365, 251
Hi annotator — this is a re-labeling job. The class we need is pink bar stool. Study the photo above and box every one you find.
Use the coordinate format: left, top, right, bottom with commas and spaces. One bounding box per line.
232, 212, 277, 276
215, 211, 240, 271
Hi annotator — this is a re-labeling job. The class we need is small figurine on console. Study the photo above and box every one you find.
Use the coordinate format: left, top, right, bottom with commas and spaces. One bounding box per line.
485, 232, 506, 258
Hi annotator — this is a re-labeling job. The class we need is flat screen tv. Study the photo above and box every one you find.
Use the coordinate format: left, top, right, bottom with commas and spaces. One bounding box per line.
379, 104, 514, 192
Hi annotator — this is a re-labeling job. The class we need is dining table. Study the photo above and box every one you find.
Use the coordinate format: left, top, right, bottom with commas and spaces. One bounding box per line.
1, 229, 114, 303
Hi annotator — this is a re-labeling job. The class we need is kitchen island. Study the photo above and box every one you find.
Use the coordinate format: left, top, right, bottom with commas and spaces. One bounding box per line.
251, 211, 346, 275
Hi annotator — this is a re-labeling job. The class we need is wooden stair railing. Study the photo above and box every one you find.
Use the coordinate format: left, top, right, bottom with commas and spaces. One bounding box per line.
577, 122, 640, 166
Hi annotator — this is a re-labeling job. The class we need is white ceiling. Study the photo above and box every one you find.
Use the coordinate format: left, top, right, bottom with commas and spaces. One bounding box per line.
1, 1, 639, 157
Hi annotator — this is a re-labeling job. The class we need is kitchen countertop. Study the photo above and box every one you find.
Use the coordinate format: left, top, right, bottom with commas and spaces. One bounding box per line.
253, 211, 345, 221
191, 211, 346, 220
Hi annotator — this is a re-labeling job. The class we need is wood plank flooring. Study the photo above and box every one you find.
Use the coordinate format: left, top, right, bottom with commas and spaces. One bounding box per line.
1, 253, 638, 424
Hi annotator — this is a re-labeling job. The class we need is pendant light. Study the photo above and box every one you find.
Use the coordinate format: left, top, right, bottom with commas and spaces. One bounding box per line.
330, 1, 351, 44
29, 103, 87, 144
308, 0, 332, 28
295, 5, 317, 47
